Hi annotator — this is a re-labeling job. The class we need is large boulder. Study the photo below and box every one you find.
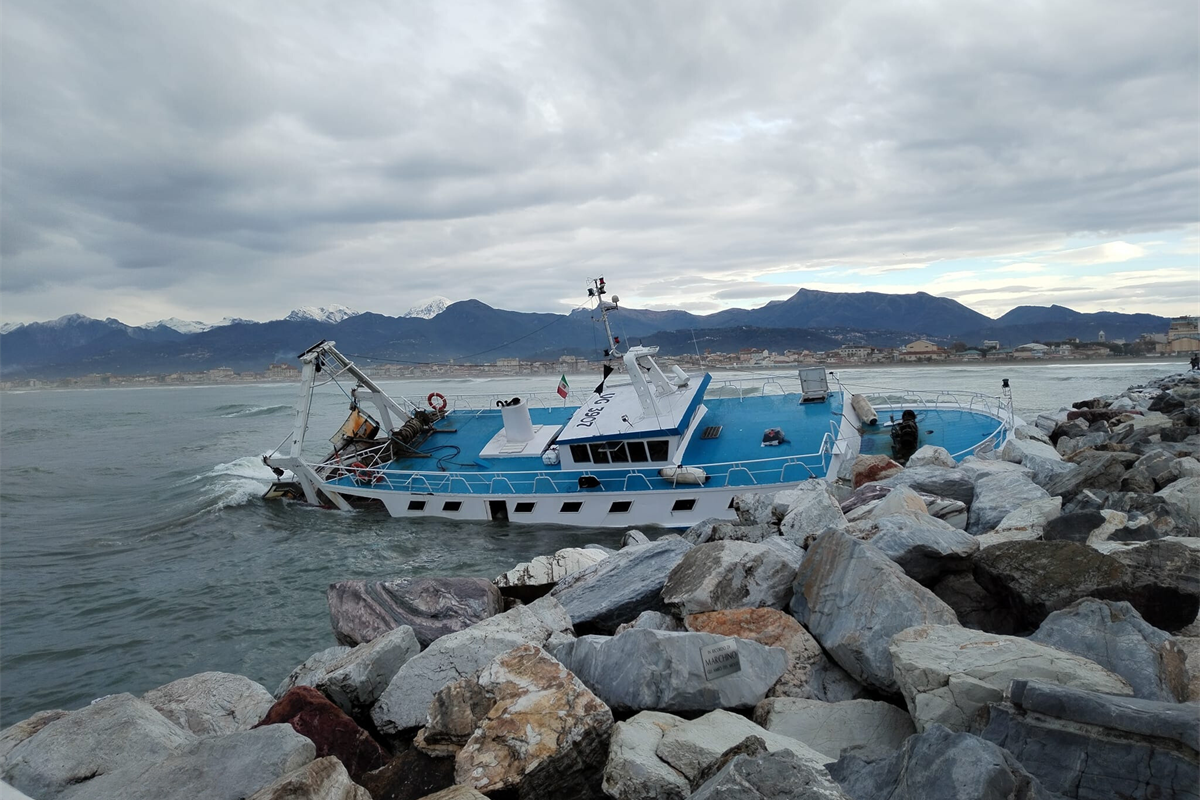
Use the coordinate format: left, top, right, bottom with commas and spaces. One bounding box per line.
690, 748, 852, 800
247, 756, 371, 800
979, 680, 1199, 800
972, 540, 1127, 631
889, 624, 1132, 732
661, 540, 799, 615
450, 644, 613, 799
140, 672, 276, 738
789, 529, 958, 692
878, 465, 975, 506
906, 445, 957, 469
1157, 476, 1200, 523
777, 481, 848, 546
856, 512, 979, 583
753, 698, 915, 761
0, 710, 68, 761
685, 608, 865, 702
327, 578, 503, 648
550, 538, 692, 633
850, 455, 903, 488
371, 597, 573, 733
315, 625, 421, 715
358, 749, 456, 800
551, 629, 787, 714
828, 724, 1062, 800
654, 709, 834, 786
0, 693, 194, 800
1043, 452, 1128, 501
931, 572, 1018, 635
974, 497, 1062, 548
1104, 539, 1200, 632
257, 687, 388, 784
1122, 450, 1180, 493
1104, 491, 1200, 539
967, 472, 1050, 535
601, 711, 691, 800
63, 724, 315, 800
275, 647, 353, 698
1029, 598, 1188, 702
492, 547, 609, 601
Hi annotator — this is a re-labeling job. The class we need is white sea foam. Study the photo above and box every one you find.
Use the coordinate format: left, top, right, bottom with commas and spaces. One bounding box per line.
192, 455, 281, 510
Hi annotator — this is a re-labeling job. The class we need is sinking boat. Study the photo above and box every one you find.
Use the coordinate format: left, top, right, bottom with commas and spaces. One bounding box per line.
262, 279, 1016, 528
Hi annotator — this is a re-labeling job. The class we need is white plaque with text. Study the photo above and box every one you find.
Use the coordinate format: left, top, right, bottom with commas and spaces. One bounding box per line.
701, 640, 741, 681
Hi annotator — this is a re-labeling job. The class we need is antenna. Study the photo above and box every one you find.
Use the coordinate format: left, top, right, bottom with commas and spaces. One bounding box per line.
589, 277, 622, 358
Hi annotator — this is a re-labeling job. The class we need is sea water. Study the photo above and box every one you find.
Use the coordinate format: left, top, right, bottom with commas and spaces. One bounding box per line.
0, 359, 1188, 726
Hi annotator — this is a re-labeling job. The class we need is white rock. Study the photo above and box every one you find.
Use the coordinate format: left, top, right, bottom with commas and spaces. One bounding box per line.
493, 547, 608, 590
777, 482, 848, 546
906, 446, 957, 469
754, 697, 915, 760
601, 711, 691, 800
655, 709, 834, 781
142, 672, 276, 738
316, 625, 421, 714
974, 497, 1062, 549
889, 624, 1133, 732
246, 756, 371, 800
1156, 476, 1200, 523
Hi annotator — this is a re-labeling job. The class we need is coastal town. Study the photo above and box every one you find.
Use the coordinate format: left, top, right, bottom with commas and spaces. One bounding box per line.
5, 315, 1197, 391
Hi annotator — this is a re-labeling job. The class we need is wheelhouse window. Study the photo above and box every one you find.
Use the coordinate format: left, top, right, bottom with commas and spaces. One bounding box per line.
648, 440, 669, 461
570, 444, 591, 463
589, 443, 610, 464
626, 441, 648, 462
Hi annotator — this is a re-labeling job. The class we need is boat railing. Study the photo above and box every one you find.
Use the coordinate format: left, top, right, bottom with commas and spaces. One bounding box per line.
852, 386, 1014, 427
312, 446, 833, 497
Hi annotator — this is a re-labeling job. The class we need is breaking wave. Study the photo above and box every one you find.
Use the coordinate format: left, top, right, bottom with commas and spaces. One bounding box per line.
214, 404, 292, 418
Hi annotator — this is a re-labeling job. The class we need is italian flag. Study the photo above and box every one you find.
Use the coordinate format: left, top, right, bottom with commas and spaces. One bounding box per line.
557, 374, 570, 398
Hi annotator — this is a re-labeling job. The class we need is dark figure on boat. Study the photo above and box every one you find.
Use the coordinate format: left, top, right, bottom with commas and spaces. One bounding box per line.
891, 409, 920, 465
1191, 353, 1199, 371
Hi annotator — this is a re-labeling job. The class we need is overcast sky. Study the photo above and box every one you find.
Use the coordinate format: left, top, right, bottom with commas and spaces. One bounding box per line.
2, 0, 1197, 326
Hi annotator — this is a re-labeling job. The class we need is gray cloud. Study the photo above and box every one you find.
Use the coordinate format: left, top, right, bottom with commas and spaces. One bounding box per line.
1, 0, 1196, 325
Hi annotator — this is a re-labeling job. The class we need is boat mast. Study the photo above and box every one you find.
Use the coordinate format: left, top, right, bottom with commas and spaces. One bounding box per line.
589, 277, 622, 358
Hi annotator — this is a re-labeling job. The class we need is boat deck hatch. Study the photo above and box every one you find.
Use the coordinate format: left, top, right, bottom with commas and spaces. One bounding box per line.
701, 425, 723, 439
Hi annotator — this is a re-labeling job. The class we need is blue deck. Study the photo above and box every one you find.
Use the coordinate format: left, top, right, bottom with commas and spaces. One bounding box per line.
323, 391, 1004, 496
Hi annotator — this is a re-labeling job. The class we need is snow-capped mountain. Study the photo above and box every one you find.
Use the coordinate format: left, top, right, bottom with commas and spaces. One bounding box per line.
283, 305, 360, 324
403, 297, 451, 319
0, 321, 25, 334
141, 317, 213, 334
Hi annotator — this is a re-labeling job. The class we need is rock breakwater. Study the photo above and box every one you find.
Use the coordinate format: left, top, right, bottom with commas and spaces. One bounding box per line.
3, 373, 1198, 799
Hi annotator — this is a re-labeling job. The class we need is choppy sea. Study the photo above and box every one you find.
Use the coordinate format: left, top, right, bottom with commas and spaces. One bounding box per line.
0, 359, 1189, 726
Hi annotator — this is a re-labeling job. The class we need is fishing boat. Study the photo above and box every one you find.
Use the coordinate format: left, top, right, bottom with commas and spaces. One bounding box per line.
261, 279, 1016, 528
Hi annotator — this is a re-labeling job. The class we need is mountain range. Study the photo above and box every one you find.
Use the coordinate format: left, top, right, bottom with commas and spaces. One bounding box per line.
0, 290, 1170, 379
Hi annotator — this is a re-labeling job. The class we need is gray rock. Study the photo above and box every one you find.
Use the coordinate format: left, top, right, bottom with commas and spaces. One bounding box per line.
316, 625, 421, 714
957, 456, 1031, 484
1029, 599, 1188, 702
370, 597, 572, 733
1043, 451, 1128, 501
0, 693, 194, 800
64, 724, 315, 800
690, 749, 852, 800
1044, 510, 1114, 543
754, 698, 915, 761
601, 711, 690, 800
829, 723, 1061, 800
878, 466, 975, 506
1056, 431, 1109, 456
493, 547, 609, 600
857, 512, 979, 583
974, 497, 1062, 549
661, 540, 799, 615
906, 445, 957, 469
967, 471, 1051, 535
889, 624, 1132, 732
683, 518, 728, 545
733, 493, 783, 526
246, 756, 371, 800
550, 537, 692, 633
621, 529, 650, 547
654, 709, 833, 784
759, 536, 806, 570
777, 482, 848, 546
142, 672, 276, 738
1123, 450, 1179, 493
552, 629, 787, 714
614, 610, 684, 634
1001, 436, 1062, 467
1104, 539, 1200, 632
789, 529, 958, 692
0, 710, 68, 761
1104, 491, 1200, 539
0, 781, 35, 800
979, 680, 1199, 800
327, 577, 503, 648
1156, 476, 1200, 529
275, 647, 352, 698
1172, 456, 1200, 480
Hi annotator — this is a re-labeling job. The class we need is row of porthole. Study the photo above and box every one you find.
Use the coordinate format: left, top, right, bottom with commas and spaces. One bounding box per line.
404, 498, 699, 514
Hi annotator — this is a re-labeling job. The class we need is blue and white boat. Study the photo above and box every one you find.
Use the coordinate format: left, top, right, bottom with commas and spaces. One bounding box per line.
262, 279, 1016, 528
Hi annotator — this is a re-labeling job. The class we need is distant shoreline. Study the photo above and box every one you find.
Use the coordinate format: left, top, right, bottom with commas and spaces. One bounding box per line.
2, 356, 1191, 393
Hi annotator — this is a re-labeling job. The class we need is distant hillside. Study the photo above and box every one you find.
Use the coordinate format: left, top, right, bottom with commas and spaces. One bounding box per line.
0, 290, 1172, 379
